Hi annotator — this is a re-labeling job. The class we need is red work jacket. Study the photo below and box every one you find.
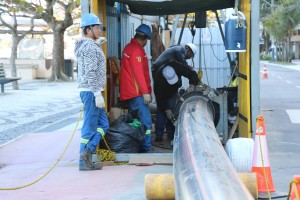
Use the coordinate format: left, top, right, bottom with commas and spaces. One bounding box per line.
120, 38, 152, 100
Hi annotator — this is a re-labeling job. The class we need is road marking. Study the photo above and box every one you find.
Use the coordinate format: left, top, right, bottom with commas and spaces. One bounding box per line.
276, 142, 300, 146
286, 110, 300, 124
296, 86, 300, 89
286, 80, 292, 84
277, 76, 282, 79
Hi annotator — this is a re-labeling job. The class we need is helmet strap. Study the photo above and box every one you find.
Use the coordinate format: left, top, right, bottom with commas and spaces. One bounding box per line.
90, 25, 97, 40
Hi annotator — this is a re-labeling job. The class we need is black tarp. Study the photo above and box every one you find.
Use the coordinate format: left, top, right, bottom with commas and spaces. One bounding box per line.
107, 0, 235, 15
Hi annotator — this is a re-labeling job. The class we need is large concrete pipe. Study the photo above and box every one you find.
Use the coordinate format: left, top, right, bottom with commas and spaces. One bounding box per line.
173, 95, 254, 200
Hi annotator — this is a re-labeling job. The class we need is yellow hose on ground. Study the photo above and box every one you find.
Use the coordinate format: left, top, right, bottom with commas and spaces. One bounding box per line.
0, 109, 83, 190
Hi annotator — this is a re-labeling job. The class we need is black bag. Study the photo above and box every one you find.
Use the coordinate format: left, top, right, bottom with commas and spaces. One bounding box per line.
105, 111, 145, 153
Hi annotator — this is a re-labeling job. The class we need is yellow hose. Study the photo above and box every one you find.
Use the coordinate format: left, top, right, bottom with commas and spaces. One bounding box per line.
0, 109, 83, 190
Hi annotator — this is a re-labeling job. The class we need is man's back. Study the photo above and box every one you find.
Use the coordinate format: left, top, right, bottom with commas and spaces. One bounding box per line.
153, 45, 187, 69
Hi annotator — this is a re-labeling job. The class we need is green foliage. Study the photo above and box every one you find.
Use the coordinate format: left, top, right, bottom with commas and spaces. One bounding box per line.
260, 0, 281, 18
19, 0, 26, 6
264, 7, 286, 42
264, 0, 300, 42
263, 0, 300, 61
260, 52, 272, 61
36, 6, 44, 13
10, 7, 18, 13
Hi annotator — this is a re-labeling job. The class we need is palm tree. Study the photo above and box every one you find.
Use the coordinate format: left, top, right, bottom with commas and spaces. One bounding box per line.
260, 0, 280, 53
263, 0, 300, 62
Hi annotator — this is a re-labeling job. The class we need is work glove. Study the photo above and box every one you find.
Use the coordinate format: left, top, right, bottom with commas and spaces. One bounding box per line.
143, 93, 152, 105
97, 37, 107, 46
165, 109, 176, 124
95, 93, 105, 108
187, 85, 196, 93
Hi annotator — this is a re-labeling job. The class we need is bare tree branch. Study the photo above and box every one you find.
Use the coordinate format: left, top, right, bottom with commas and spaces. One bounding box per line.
0, 13, 14, 29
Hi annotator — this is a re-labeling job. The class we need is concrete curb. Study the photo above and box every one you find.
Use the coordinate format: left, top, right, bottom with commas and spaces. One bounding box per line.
260, 60, 300, 72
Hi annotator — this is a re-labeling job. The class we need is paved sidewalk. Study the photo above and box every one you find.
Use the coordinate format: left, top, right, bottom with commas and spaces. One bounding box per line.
0, 81, 172, 199
261, 59, 300, 71
0, 115, 172, 200
0, 80, 82, 146
0, 61, 299, 199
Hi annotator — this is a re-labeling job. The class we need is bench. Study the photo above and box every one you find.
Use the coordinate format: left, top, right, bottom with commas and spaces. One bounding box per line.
0, 63, 21, 93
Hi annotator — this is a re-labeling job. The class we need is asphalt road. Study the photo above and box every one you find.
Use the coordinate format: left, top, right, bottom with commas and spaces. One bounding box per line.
260, 62, 300, 197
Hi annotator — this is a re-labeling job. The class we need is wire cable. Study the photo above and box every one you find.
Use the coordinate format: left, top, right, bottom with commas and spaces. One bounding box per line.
201, 28, 210, 86
208, 27, 227, 62
287, 178, 300, 200
258, 130, 272, 200
188, 19, 196, 68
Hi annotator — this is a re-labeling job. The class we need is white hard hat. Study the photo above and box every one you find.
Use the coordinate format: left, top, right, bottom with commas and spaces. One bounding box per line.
163, 66, 178, 85
185, 43, 197, 56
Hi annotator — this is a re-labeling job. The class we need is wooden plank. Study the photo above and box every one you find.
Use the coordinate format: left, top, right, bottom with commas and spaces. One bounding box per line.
164, 30, 171, 48
115, 153, 173, 164
228, 118, 239, 139
100, 161, 115, 166
128, 153, 173, 165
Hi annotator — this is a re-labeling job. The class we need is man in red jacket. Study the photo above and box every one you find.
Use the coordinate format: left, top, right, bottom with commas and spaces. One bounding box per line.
120, 24, 152, 152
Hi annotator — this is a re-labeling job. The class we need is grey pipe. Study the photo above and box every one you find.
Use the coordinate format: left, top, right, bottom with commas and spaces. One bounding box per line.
173, 95, 253, 200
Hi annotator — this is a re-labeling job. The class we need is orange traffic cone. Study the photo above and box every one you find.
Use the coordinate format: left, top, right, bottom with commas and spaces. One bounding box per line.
289, 175, 300, 200
262, 65, 268, 79
252, 115, 275, 192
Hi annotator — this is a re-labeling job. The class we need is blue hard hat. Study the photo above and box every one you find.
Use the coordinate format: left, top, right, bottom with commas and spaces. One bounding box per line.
81, 13, 102, 28
135, 24, 151, 39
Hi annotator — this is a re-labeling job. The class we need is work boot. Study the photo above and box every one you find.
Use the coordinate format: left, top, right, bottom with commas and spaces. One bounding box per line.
167, 132, 174, 140
155, 135, 163, 142
80, 147, 94, 168
79, 162, 103, 171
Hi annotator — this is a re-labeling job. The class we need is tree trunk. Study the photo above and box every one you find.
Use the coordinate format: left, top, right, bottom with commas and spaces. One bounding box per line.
263, 29, 270, 53
285, 38, 289, 62
49, 30, 69, 81
288, 36, 292, 62
10, 33, 20, 90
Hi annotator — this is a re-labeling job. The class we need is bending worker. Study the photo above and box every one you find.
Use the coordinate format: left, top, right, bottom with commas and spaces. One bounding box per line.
75, 13, 109, 170
120, 24, 153, 152
153, 60, 199, 142
151, 43, 197, 79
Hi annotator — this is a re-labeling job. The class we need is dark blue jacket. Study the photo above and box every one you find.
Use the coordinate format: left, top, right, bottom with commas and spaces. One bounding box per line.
154, 61, 199, 111
152, 45, 188, 69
